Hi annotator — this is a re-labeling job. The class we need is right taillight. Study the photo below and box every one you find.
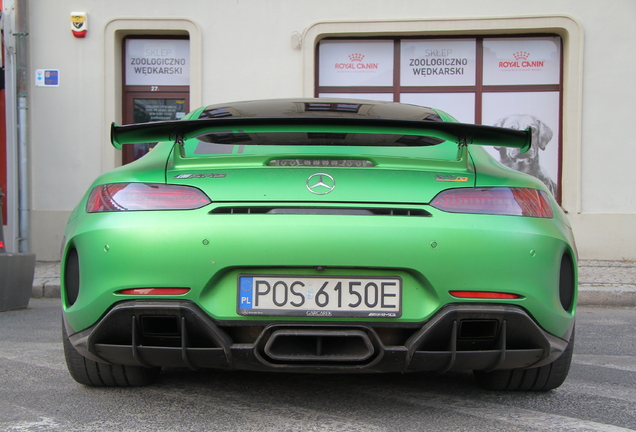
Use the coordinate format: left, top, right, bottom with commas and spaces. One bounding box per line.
431, 187, 553, 218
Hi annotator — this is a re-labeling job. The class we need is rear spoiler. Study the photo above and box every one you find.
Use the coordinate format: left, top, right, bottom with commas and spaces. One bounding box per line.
110, 117, 531, 153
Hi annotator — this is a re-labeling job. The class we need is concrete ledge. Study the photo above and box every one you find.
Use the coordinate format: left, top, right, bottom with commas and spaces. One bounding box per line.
577, 259, 636, 307
31, 280, 61, 299
578, 285, 636, 307
32, 261, 61, 299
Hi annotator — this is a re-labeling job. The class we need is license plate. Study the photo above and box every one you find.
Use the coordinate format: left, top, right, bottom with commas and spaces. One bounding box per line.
237, 275, 402, 318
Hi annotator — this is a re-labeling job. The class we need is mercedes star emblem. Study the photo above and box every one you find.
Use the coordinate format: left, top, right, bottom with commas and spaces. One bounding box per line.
306, 173, 336, 195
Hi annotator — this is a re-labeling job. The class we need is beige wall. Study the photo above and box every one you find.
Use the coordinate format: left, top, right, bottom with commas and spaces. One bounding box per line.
4, 0, 635, 260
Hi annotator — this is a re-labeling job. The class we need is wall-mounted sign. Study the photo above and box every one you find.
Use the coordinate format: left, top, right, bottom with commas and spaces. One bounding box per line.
35, 70, 59, 87
318, 40, 393, 87
400, 39, 476, 87
482, 37, 561, 86
125, 39, 190, 86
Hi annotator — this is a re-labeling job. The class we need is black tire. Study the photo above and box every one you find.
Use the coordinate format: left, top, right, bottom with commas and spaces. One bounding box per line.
473, 326, 575, 391
63, 323, 160, 387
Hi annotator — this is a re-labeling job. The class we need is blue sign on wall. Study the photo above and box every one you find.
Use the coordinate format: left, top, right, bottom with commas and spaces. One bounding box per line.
35, 69, 60, 87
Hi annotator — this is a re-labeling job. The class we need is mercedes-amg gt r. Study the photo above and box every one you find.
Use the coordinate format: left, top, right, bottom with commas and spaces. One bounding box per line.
61, 98, 577, 390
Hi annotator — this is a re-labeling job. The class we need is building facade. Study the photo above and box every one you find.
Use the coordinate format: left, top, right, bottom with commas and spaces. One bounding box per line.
1, 0, 635, 261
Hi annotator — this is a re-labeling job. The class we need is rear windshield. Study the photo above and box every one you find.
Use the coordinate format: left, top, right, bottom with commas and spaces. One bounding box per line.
183, 132, 459, 161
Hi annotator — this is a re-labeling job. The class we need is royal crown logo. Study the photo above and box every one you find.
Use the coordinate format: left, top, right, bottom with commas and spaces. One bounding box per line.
513, 51, 530, 61
348, 53, 365, 62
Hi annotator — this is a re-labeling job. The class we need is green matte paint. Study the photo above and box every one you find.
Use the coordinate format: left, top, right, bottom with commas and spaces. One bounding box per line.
63, 99, 576, 350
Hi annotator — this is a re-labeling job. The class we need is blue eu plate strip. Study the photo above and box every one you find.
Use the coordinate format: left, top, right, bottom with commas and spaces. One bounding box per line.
239, 277, 253, 309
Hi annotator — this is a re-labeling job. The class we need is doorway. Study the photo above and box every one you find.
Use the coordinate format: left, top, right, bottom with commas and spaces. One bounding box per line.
122, 37, 190, 164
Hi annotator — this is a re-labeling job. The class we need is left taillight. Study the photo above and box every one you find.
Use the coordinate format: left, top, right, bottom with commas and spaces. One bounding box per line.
430, 187, 553, 218
86, 183, 211, 212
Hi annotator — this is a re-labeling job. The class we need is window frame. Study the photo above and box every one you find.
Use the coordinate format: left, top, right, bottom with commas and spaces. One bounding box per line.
121, 35, 191, 164
315, 34, 564, 201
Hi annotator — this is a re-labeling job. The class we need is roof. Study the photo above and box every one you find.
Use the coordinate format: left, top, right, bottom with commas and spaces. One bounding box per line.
198, 98, 443, 122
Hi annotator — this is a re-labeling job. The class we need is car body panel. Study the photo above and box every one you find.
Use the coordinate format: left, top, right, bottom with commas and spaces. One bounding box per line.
61, 98, 577, 379
63, 201, 574, 336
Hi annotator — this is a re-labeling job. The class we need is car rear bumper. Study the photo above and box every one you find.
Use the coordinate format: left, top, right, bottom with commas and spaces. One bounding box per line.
65, 300, 572, 373
63, 207, 577, 337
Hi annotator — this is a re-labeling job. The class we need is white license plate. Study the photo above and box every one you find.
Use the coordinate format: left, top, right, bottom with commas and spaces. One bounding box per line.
237, 275, 402, 318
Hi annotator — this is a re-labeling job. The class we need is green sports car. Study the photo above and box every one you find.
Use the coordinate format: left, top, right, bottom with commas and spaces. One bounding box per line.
61, 98, 577, 390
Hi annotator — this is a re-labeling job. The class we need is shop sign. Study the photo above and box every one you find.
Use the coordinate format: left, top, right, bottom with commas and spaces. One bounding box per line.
319, 40, 393, 87
482, 37, 561, 85
400, 39, 476, 87
125, 39, 190, 86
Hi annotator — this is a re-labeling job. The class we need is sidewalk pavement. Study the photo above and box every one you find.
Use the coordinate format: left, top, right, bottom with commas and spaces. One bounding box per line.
30, 260, 636, 307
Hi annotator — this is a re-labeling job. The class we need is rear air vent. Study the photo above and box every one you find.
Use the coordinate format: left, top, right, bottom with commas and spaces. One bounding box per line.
559, 254, 575, 312
210, 207, 431, 217
64, 248, 80, 306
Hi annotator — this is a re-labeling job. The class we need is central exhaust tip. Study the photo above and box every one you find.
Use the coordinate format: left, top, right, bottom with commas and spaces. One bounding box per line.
264, 329, 375, 362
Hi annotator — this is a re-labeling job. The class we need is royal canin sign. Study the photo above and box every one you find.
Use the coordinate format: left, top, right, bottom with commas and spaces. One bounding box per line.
499, 51, 545, 69
334, 53, 379, 70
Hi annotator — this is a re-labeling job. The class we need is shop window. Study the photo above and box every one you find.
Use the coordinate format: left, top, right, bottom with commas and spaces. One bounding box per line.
316, 36, 563, 200
122, 37, 190, 164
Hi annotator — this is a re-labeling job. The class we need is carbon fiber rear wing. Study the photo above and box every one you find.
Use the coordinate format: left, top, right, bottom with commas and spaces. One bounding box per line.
110, 117, 531, 153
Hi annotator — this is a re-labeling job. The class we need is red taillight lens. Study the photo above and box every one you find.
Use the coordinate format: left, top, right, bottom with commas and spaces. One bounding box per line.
430, 187, 553, 218
86, 183, 211, 212
449, 291, 522, 299
118, 288, 190, 295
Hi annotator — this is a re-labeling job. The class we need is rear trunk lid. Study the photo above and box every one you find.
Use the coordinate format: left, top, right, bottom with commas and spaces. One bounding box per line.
166, 150, 474, 204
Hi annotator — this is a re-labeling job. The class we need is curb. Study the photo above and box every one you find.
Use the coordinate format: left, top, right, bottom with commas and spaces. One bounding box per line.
32, 280, 61, 299
577, 286, 636, 307
31, 260, 636, 307
32, 262, 62, 299
577, 260, 636, 307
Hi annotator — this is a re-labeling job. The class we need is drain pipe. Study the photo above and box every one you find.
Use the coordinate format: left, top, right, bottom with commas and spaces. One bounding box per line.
15, 0, 29, 253
0, 1, 35, 312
